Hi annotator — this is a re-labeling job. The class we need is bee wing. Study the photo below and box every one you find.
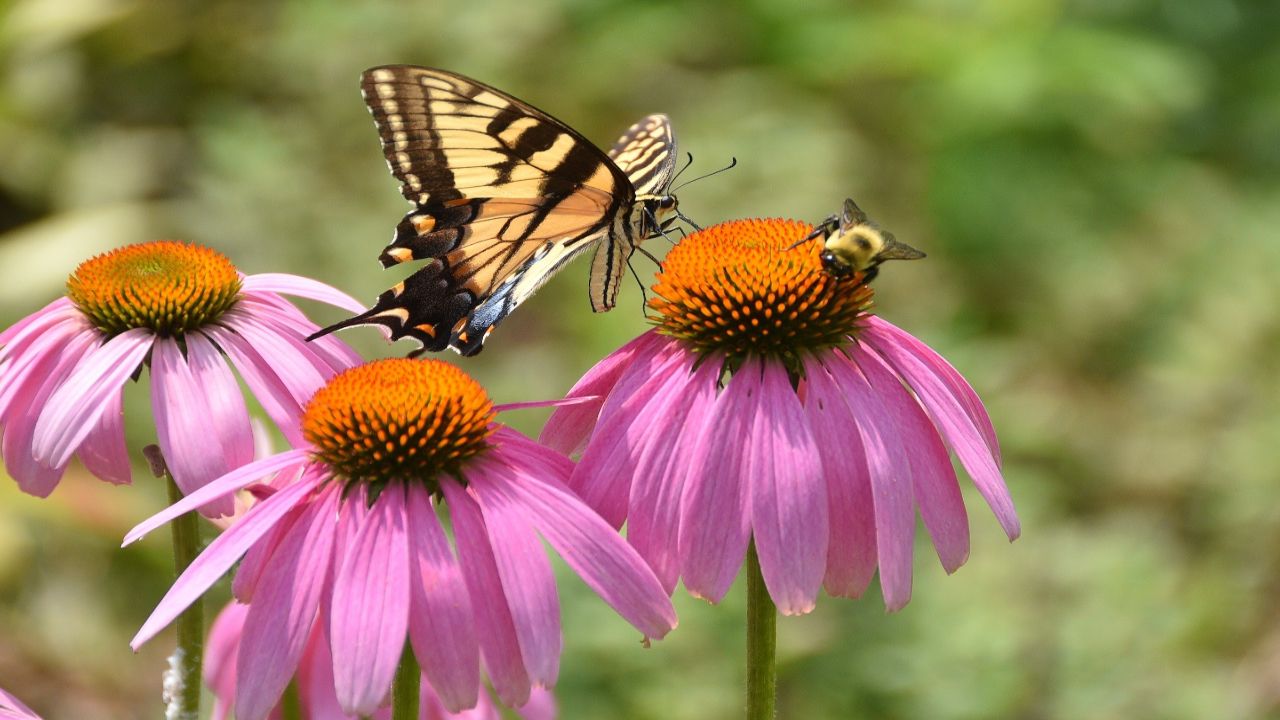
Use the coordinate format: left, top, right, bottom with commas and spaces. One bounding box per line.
841, 198, 870, 229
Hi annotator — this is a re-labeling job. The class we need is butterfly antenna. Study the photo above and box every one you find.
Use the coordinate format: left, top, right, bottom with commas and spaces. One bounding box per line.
671, 157, 738, 194
667, 152, 696, 188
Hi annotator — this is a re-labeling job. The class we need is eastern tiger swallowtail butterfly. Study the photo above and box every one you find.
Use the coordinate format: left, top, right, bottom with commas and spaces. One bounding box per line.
312, 65, 686, 356
793, 198, 925, 282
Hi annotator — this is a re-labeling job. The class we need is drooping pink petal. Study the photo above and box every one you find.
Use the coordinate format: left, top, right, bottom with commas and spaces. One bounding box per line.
863, 317, 1001, 465
467, 467, 562, 688
323, 484, 370, 639
822, 350, 915, 611
406, 484, 480, 713
236, 295, 362, 374
240, 273, 369, 315
851, 343, 969, 573
204, 326, 306, 446
749, 361, 827, 615
477, 455, 677, 639
860, 325, 1020, 540
296, 619, 350, 720
489, 427, 574, 482
570, 347, 691, 528
0, 297, 72, 348
440, 479, 530, 708
800, 355, 876, 599
236, 486, 339, 720
75, 389, 131, 485
131, 474, 322, 648
0, 311, 88, 413
222, 311, 333, 396
538, 331, 665, 456
331, 484, 411, 717
493, 396, 600, 413
152, 337, 235, 517
516, 687, 557, 720
626, 355, 720, 594
0, 686, 41, 720
232, 495, 308, 603
205, 601, 250, 720
679, 356, 759, 604
123, 449, 311, 545
32, 328, 152, 467
186, 332, 255, 472
3, 330, 98, 496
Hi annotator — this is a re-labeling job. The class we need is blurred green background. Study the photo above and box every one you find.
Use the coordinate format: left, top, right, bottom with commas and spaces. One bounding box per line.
2, 0, 1280, 717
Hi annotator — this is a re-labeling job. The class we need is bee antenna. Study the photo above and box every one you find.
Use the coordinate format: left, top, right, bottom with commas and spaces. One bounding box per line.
672, 157, 737, 193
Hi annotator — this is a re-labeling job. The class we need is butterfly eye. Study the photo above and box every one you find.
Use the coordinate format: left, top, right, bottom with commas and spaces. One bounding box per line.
660, 196, 677, 210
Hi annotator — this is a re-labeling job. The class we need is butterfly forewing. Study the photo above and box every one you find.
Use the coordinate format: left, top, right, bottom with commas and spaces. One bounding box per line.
316, 66, 678, 355
607, 114, 677, 197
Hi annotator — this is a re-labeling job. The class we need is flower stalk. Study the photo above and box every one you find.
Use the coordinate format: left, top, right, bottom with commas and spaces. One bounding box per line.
146, 445, 203, 720
746, 539, 776, 720
392, 644, 421, 720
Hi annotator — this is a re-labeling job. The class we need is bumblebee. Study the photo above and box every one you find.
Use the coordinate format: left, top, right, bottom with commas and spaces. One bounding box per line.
795, 198, 925, 282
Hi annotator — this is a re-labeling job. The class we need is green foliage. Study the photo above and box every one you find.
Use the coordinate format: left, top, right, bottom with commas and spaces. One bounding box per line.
1, 0, 1279, 717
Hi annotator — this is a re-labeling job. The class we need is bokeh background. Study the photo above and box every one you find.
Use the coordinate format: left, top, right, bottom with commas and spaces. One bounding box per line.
1, 0, 1279, 717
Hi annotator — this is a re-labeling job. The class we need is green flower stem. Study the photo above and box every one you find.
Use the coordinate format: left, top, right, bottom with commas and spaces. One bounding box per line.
162, 458, 204, 720
392, 643, 421, 720
746, 539, 777, 720
282, 680, 303, 720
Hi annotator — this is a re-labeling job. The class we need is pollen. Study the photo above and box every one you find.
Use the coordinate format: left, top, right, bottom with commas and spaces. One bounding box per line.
649, 218, 874, 361
302, 358, 495, 487
66, 241, 242, 337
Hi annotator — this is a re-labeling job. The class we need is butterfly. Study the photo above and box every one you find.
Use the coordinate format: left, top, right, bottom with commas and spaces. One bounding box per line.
312, 65, 688, 356
794, 198, 925, 282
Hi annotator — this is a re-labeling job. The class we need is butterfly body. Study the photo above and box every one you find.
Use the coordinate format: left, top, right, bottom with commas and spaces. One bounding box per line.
803, 198, 925, 283
315, 66, 681, 356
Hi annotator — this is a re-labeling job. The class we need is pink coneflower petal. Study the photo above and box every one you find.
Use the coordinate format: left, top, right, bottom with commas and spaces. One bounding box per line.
441, 479, 530, 708
187, 332, 255, 471
406, 484, 480, 713
491, 396, 599, 413
570, 347, 690, 529
679, 356, 760, 604
223, 311, 331, 397
861, 326, 1020, 540
863, 317, 1001, 465
32, 327, 152, 468
0, 318, 88, 417
237, 295, 361, 374
749, 361, 827, 616
475, 456, 677, 639
240, 273, 368, 316
538, 331, 664, 456
850, 343, 969, 573
0, 297, 72, 347
491, 427, 573, 485
75, 390, 130, 486
4, 330, 98, 496
123, 449, 310, 545
467, 467, 562, 689
232, 498, 306, 603
152, 337, 236, 517
627, 356, 720, 594
205, 326, 306, 446
331, 486, 411, 716
236, 487, 339, 720
130, 473, 321, 649
822, 350, 916, 611
800, 356, 877, 599
205, 601, 249, 720
0, 687, 41, 720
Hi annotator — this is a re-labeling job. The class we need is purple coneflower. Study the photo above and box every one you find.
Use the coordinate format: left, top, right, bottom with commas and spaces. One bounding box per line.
0, 241, 363, 515
0, 688, 41, 720
125, 358, 676, 720
206, 601, 557, 720
542, 218, 1020, 614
